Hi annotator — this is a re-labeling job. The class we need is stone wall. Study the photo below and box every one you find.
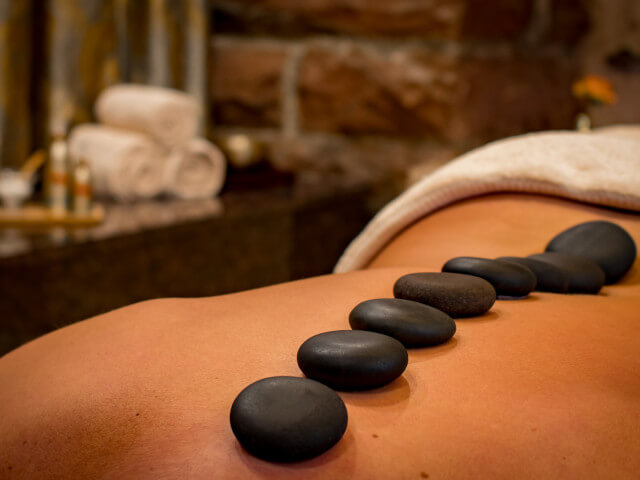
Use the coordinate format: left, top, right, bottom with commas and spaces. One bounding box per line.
209, 0, 636, 192
579, 0, 640, 126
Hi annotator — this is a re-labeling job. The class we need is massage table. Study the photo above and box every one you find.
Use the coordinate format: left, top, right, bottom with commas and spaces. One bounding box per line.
0, 131, 639, 479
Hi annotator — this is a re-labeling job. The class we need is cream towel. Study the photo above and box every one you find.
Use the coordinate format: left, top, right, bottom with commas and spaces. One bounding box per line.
164, 138, 227, 199
334, 131, 640, 273
95, 84, 201, 149
594, 124, 640, 141
69, 124, 165, 201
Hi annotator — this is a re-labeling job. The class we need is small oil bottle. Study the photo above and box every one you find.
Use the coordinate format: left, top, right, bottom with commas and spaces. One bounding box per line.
48, 133, 69, 216
73, 157, 92, 217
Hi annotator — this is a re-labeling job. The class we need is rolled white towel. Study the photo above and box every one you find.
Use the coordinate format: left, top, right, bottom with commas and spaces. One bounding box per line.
95, 84, 201, 149
69, 124, 165, 201
164, 138, 226, 199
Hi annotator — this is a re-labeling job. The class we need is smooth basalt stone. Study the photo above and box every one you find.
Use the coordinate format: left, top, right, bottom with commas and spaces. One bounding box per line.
230, 376, 348, 462
297, 330, 408, 390
442, 257, 537, 298
497, 256, 570, 293
393, 272, 496, 318
349, 298, 456, 348
528, 252, 605, 294
545, 220, 637, 284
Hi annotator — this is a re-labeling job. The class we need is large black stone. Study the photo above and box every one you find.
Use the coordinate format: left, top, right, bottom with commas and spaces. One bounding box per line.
349, 298, 456, 348
442, 257, 537, 298
230, 376, 348, 462
393, 272, 496, 318
297, 330, 408, 390
528, 252, 605, 294
497, 256, 569, 293
545, 220, 637, 284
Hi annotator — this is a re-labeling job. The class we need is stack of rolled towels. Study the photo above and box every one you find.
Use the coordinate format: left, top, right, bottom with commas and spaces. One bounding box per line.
69, 84, 226, 201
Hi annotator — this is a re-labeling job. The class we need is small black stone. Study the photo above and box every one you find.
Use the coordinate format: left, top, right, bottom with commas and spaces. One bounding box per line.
497, 256, 570, 293
545, 220, 637, 284
349, 298, 456, 348
442, 257, 537, 298
393, 272, 496, 318
230, 376, 348, 462
528, 252, 605, 294
297, 330, 408, 391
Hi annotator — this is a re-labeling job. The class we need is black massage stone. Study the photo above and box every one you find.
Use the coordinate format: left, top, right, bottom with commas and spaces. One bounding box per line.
393, 272, 496, 318
528, 252, 605, 294
230, 376, 348, 462
297, 330, 408, 390
349, 298, 456, 348
442, 257, 537, 298
497, 256, 569, 293
545, 220, 636, 284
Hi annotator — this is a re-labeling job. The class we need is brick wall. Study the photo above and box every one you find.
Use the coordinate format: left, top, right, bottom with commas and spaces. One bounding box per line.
209, 0, 620, 193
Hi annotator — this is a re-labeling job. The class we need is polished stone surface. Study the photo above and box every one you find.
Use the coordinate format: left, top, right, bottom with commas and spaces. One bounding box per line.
297, 330, 408, 390
230, 376, 348, 462
528, 252, 605, 294
546, 220, 637, 284
349, 298, 456, 347
442, 257, 536, 298
393, 272, 496, 318
498, 256, 569, 293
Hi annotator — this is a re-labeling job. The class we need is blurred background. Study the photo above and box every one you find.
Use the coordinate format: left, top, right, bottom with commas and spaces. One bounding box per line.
0, 0, 639, 354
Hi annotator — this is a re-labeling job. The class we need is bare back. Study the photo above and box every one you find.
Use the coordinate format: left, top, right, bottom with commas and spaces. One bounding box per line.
1, 194, 639, 479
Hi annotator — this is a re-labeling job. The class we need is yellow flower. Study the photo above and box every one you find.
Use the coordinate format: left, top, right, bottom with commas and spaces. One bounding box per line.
572, 75, 617, 105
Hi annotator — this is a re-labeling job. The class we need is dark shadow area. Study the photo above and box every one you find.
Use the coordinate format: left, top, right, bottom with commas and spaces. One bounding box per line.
408, 337, 459, 365
234, 428, 358, 474
340, 376, 410, 408
617, 265, 640, 286
456, 310, 501, 324
497, 293, 541, 302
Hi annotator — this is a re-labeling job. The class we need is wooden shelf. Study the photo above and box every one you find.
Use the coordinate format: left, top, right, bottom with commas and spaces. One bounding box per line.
0, 204, 104, 228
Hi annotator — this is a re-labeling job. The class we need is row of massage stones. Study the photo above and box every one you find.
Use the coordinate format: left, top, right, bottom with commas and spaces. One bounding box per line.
230, 220, 637, 462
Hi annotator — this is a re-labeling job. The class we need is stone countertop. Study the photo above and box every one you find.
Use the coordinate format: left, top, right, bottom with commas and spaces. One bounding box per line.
0, 177, 372, 355
0, 176, 366, 260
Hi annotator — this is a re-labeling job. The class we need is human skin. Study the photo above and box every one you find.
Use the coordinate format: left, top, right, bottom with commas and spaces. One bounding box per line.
0, 194, 639, 479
